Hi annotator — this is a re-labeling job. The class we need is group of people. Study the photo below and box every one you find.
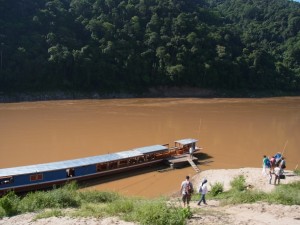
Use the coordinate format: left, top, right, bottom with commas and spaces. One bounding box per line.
262, 153, 286, 185
179, 153, 287, 207
180, 175, 208, 207
179, 151, 287, 207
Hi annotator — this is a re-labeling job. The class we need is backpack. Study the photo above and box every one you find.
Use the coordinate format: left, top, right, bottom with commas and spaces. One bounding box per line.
185, 181, 193, 195
281, 161, 286, 169
199, 185, 202, 193
266, 159, 271, 168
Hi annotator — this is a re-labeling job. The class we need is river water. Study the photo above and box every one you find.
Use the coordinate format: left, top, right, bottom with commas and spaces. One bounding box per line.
0, 97, 299, 197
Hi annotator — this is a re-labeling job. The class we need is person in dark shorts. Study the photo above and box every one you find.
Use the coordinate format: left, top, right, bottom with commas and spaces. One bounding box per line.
180, 175, 193, 207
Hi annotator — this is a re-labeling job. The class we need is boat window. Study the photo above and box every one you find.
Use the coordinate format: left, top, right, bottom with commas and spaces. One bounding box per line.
128, 158, 137, 164
0, 176, 14, 185
119, 160, 128, 166
97, 163, 108, 172
138, 156, 145, 163
145, 154, 155, 161
109, 161, 117, 169
30, 173, 43, 182
96, 164, 101, 172
66, 168, 75, 177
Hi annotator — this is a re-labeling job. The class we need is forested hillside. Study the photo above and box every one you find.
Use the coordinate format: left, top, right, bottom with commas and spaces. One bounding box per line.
0, 0, 299, 95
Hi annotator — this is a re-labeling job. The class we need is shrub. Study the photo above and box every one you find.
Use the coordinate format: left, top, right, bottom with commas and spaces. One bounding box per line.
0, 192, 20, 217
18, 181, 80, 213
79, 190, 120, 203
177, 206, 193, 220
230, 175, 246, 192
268, 181, 300, 205
0, 206, 6, 218
106, 198, 135, 214
18, 191, 53, 212
209, 182, 224, 196
47, 187, 80, 208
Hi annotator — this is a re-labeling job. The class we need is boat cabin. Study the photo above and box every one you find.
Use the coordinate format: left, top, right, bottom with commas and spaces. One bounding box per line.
174, 138, 198, 154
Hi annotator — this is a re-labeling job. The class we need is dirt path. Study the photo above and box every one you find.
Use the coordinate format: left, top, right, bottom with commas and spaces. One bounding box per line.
184, 200, 300, 225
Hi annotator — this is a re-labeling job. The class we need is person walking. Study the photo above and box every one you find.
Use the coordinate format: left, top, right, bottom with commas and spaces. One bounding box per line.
197, 178, 208, 206
274, 166, 281, 185
180, 175, 193, 207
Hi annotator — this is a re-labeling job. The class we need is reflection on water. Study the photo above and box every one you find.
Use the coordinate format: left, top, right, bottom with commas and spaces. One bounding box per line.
0, 97, 299, 197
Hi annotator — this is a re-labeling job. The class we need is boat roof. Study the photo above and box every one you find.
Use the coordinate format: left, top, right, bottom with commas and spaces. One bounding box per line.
175, 138, 198, 145
134, 144, 168, 154
0, 144, 167, 177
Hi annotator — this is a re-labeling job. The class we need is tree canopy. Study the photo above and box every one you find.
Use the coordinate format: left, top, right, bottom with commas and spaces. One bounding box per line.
0, 0, 299, 94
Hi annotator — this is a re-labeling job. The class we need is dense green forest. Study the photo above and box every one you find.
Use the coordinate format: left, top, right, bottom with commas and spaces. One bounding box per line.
0, 0, 300, 95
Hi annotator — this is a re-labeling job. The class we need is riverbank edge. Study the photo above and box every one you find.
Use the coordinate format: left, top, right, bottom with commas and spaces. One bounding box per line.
1, 87, 300, 103
0, 167, 299, 225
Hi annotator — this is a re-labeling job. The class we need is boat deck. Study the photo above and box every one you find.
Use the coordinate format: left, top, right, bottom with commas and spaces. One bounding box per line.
165, 153, 200, 172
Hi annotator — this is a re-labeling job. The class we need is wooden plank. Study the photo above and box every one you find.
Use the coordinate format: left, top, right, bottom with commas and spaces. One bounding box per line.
187, 158, 200, 173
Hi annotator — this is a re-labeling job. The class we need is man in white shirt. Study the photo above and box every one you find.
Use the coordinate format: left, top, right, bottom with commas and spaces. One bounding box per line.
197, 178, 208, 205
189, 145, 194, 158
274, 166, 281, 185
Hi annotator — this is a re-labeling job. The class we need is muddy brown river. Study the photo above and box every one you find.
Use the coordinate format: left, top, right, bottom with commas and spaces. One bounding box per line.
0, 97, 299, 198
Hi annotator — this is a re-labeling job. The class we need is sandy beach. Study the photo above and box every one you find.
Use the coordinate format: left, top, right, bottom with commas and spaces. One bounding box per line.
187, 168, 300, 225
0, 167, 299, 225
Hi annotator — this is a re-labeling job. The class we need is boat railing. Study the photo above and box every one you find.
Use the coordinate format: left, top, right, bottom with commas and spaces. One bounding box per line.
167, 147, 178, 156
154, 151, 171, 159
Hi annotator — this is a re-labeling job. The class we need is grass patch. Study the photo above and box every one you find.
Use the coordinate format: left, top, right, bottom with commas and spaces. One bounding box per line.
33, 209, 65, 221
0, 183, 192, 225
18, 182, 81, 213
294, 169, 300, 176
106, 197, 136, 215
220, 190, 268, 205
1, 178, 299, 224
268, 181, 300, 205
71, 203, 107, 218
120, 198, 190, 225
208, 177, 300, 206
79, 190, 120, 203
72, 197, 191, 225
0, 182, 81, 217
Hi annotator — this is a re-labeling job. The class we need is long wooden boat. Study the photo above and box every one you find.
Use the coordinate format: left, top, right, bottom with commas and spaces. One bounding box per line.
0, 138, 199, 196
